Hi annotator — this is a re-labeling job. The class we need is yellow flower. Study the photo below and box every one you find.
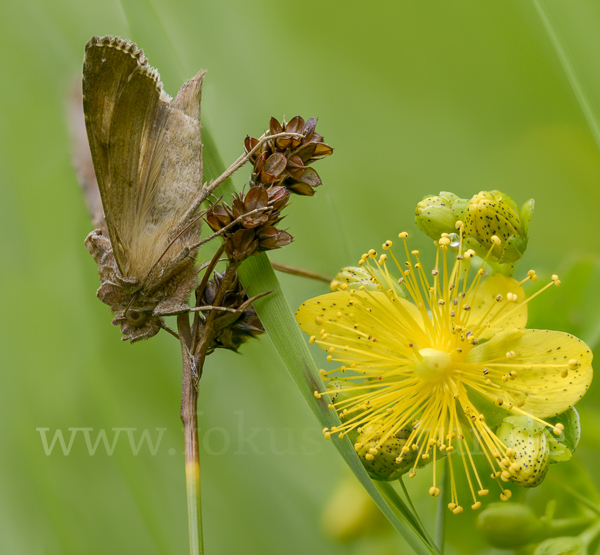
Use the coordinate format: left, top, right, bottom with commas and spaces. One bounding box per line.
296, 227, 593, 514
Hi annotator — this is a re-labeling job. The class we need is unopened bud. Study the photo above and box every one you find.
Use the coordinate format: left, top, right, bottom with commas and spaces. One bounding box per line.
476, 503, 542, 549
496, 416, 550, 488
415, 192, 466, 239
462, 191, 534, 263
356, 425, 416, 481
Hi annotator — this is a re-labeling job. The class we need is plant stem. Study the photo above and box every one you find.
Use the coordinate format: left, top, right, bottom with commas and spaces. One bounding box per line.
270, 261, 333, 283
178, 314, 203, 555
434, 461, 448, 554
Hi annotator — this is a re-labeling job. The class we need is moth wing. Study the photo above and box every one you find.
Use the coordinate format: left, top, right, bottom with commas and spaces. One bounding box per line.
83, 36, 204, 281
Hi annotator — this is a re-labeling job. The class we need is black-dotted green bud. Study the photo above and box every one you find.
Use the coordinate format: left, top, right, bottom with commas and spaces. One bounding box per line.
476, 503, 543, 549
533, 536, 586, 555
326, 379, 366, 406
331, 266, 377, 292
330, 266, 405, 298
462, 190, 534, 264
415, 191, 465, 238
496, 416, 550, 488
355, 424, 416, 481
326, 380, 367, 443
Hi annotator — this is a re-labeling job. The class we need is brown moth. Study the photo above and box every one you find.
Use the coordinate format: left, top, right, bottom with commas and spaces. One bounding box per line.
82, 36, 206, 343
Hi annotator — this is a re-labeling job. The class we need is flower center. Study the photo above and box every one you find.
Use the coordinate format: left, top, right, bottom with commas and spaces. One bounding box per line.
414, 348, 453, 382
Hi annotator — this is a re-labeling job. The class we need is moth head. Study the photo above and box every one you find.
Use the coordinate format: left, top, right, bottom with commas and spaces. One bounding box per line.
125, 309, 150, 328
112, 310, 161, 343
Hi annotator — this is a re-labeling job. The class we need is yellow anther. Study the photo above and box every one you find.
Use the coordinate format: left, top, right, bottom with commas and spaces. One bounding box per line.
429, 487, 440, 497
329, 280, 340, 291
506, 351, 516, 359
411, 250, 420, 255
309, 335, 316, 344
368, 249, 377, 259
315, 316, 323, 325
552, 427, 562, 436
471, 502, 481, 510
491, 235, 501, 246
379, 254, 387, 264
453, 506, 463, 515
399, 232, 409, 238
365, 454, 374, 460
409, 472, 416, 478
568, 359, 579, 370
328, 347, 335, 353
556, 423, 565, 431
340, 283, 348, 291
314, 391, 322, 399
455, 220, 464, 229
439, 237, 451, 246
478, 489, 489, 496
326, 355, 333, 362
561, 370, 569, 378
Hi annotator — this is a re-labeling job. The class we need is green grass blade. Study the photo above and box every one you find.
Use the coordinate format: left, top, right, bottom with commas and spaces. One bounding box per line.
532, 0, 600, 153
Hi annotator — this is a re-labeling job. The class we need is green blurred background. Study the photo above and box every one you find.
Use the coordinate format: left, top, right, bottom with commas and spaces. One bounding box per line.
2, 0, 600, 553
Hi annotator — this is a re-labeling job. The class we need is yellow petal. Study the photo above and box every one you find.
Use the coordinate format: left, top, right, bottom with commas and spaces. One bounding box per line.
469, 274, 527, 339
295, 291, 426, 364
465, 329, 593, 418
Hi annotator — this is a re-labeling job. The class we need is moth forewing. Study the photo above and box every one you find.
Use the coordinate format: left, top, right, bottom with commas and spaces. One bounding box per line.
82, 36, 205, 342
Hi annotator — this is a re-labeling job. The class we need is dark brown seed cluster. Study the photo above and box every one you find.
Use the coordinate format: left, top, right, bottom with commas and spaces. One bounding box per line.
200, 271, 264, 353
244, 116, 333, 196
206, 185, 292, 261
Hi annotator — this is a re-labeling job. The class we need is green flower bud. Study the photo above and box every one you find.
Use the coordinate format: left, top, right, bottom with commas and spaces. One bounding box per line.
326, 380, 367, 443
534, 536, 586, 555
462, 190, 534, 264
496, 416, 550, 488
415, 191, 464, 238
331, 266, 376, 291
331, 266, 405, 298
476, 503, 543, 549
355, 424, 416, 481
321, 474, 386, 542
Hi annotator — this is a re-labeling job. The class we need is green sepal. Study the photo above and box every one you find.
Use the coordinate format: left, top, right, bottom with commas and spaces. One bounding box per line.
546, 407, 581, 464
533, 536, 586, 555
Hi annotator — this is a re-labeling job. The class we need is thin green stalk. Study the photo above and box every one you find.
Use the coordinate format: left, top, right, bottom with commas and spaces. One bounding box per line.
434, 461, 448, 554
532, 0, 600, 153
178, 315, 204, 555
